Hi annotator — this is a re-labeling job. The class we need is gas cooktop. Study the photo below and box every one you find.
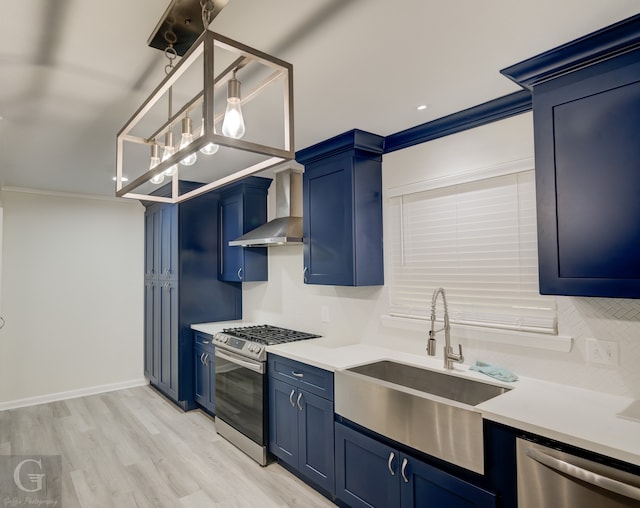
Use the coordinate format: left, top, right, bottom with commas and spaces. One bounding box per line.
213, 324, 320, 362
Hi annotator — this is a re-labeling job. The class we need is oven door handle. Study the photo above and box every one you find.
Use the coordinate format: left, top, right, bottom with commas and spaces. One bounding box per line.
526, 446, 640, 502
215, 349, 265, 374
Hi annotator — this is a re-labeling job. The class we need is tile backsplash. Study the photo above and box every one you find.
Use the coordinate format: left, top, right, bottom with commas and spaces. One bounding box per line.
456, 296, 640, 399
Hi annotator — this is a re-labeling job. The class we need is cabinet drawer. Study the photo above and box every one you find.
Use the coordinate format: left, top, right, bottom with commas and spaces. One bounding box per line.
268, 355, 334, 401
194, 331, 215, 351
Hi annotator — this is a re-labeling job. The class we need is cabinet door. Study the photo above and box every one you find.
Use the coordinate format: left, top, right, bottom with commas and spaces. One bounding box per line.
269, 378, 299, 464
193, 346, 215, 413
158, 280, 178, 399
303, 153, 354, 285
144, 279, 160, 383
219, 194, 244, 281
298, 390, 335, 494
400, 454, 496, 508
144, 206, 160, 280
335, 423, 400, 508
159, 205, 178, 280
218, 185, 269, 282
194, 344, 208, 407
205, 350, 215, 411
534, 50, 640, 297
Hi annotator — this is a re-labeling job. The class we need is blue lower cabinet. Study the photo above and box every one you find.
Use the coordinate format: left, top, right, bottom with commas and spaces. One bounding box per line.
269, 377, 299, 462
402, 455, 496, 508
193, 342, 215, 414
269, 373, 335, 495
298, 389, 334, 492
336, 423, 496, 508
335, 423, 399, 508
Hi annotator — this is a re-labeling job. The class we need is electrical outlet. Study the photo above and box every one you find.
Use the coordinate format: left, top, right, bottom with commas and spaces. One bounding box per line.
586, 338, 619, 366
321, 306, 330, 323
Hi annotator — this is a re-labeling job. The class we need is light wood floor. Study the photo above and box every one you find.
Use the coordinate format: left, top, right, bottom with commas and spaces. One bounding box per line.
0, 385, 337, 507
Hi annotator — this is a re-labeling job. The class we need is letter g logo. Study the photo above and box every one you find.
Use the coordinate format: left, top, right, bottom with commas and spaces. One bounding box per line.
13, 458, 46, 493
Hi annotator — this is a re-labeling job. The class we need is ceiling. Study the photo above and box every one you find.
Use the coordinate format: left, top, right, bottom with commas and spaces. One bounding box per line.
0, 0, 638, 197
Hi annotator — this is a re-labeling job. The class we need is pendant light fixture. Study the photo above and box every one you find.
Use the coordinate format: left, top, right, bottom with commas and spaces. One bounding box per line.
115, 0, 294, 204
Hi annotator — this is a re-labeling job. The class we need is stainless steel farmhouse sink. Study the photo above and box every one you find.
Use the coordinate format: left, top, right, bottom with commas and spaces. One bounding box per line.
334, 360, 512, 474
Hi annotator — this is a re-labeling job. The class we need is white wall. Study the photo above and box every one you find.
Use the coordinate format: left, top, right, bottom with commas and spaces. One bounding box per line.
0, 189, 145, 408
244, 112, 640, 399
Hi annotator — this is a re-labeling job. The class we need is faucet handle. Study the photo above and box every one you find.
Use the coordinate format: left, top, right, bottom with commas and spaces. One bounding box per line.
427, 337, 437, 356
457, 344, 464, 363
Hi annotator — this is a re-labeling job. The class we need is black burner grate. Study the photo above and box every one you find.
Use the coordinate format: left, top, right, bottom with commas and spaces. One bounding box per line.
221, 325, 320, 345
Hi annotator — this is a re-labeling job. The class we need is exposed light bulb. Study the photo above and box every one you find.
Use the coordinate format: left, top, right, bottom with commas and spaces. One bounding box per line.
222, 73, 245, 139
149, 143, 164, 184
200, 142, 219, 155
199, 117, 219, 155
162, 132, 177, 176
179, 117, 197, 166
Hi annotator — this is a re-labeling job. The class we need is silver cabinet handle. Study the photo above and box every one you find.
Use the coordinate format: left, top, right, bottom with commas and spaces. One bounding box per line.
291, 371, 304, 378
200, 353, 205, 365
289, 389, 296, 407
387, 452, 395, 476
526, 446, 640, 502
296, 392, 303, 411
237, 267, 243, 280
303, 266, 308, 282
215, 349, 265, 373
401, 458, 409, 483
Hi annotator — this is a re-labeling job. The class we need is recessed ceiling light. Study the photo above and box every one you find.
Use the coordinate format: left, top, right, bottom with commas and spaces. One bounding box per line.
417, 105, 427, 111
113, 176, 129, 182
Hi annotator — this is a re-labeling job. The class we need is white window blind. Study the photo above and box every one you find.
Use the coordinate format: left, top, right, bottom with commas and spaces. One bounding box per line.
387, 169, 557, 334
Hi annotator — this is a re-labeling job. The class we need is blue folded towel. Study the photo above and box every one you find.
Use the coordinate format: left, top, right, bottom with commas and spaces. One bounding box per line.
469, 360, 518, 382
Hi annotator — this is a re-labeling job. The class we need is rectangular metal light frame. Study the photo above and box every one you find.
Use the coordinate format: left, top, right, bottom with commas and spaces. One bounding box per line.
115, 30, 294, 203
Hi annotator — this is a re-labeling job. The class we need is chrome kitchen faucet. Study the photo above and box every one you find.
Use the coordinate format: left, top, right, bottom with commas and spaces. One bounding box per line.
427, 288, 464, 369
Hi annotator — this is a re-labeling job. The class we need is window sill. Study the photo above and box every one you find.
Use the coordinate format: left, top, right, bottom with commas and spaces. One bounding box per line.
380, 314, 573, 353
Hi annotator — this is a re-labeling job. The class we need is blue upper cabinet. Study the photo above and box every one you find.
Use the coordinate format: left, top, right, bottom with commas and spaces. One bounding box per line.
501, 14, 640, 298
297, 129, 385, 286
218, 177, 272, 282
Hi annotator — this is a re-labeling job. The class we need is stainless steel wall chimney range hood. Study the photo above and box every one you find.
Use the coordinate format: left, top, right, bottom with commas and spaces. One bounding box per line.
229, 166, 303, 247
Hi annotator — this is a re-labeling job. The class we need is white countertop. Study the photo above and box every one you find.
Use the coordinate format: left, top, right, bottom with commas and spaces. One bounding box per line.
190, 321, 640, 467
265, 339, 640, 468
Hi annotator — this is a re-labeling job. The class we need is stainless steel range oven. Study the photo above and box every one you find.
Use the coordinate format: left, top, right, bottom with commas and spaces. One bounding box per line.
213, 325, 320, 465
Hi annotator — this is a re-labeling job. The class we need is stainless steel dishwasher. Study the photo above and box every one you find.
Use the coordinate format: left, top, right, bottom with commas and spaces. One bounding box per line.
516, 437, 640, 507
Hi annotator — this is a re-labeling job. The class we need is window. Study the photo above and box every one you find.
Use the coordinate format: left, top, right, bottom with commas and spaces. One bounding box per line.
387, 169, 557, 334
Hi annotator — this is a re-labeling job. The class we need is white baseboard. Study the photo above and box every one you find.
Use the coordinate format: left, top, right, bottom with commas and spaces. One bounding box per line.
0, 378, 149, 411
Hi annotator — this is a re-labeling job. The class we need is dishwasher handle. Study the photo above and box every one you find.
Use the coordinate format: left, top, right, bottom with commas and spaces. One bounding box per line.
526, 446, 640, 502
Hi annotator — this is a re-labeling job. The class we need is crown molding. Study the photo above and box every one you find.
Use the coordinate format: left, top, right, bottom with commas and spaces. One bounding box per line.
501, 14, 640, 90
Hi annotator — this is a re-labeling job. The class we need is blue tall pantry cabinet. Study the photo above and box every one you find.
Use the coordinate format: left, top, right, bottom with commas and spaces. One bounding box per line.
143, 183, 241, 410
